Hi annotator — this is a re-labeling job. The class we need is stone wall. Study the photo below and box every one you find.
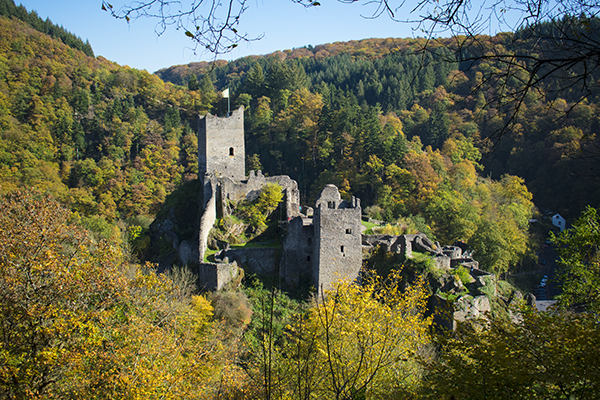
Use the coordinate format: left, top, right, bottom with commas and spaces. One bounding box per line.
220, 247, 280, 276
220, 170, 301, 220
280, 216, 315, 286
198, 176, 217, 263
198, 262, 239, 291
198, 107, 245, 180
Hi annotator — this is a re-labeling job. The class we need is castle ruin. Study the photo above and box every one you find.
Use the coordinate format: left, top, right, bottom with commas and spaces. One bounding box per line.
195, 107, 485, 300
197, 107, 362, 293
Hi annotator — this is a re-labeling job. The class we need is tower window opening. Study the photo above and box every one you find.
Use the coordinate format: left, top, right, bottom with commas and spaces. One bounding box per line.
307, 255, 311, 262
346, 228, 352, 234
229, 147, 234, 156
328, 201, 335, 209
341, 245, 344, 253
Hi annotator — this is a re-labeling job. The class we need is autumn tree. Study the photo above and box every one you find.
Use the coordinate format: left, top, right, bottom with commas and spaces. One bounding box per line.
0, 188, 129, 398
469, 175, 533, 274
237, 183, 284, 234
0, 189, 228, 399
275, 270, 433, 399
551, 206, 600, 313
423, 310, 600, 400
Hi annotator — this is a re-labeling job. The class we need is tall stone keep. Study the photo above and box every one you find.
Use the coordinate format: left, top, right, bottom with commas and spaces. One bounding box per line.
198, 106, 245, 180
313, 185, 362, 293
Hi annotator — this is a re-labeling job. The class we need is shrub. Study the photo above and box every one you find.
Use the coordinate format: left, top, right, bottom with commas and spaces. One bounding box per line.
452, 266, 473, 285
210, 290, 253, 331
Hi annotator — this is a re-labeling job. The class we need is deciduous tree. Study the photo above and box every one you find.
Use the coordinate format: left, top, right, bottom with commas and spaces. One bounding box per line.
551, 205, 600, 313
423, 310, 600, 400
280, 270, 432, 399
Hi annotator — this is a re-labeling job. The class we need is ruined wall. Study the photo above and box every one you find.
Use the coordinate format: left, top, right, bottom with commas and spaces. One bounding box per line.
220, 170, 301, 220
198, 107, 245, 180
198, 262, 239, 291
221, 247, 280, 276
313, 185, 362, 294
280, 216, 315, 286
198, 176, 217, 263
197, 171, 301, 289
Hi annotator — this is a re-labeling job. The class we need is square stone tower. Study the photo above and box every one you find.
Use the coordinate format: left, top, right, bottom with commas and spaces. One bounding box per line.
198, 106, 245, 180
313, 184, 362, 293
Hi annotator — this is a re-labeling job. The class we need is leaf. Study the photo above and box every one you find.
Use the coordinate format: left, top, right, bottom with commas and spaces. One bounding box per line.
185, 31, 195, 38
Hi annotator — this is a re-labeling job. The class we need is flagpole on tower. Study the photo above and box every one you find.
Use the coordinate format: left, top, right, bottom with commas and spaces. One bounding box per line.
223, 88, 230, 117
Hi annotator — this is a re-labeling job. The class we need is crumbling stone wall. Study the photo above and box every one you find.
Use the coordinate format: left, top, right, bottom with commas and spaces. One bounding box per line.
219, 247, 280, 277
362, 233, 479, 271
280, 215, 315, 286
198, 261, 239, 291
198, 176, 217, 263
219, 170, 301, 220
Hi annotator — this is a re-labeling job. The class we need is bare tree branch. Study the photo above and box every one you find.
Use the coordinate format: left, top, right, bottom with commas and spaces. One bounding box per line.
102, 0, 263, 56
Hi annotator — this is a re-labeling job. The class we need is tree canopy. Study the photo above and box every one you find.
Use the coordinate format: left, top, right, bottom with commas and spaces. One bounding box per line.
552, 206, 600, 313
110, 0, 600, 147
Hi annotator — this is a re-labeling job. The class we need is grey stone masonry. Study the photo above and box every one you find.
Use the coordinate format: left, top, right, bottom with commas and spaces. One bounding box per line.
220, 170, 301, 220
198, 106, 245, 180
280, 215, 315, 287
313, 185, 362, 294
196, 107, 362, 293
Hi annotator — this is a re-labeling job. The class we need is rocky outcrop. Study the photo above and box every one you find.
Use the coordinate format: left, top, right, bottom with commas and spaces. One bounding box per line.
430, 294, 492, 331
363, 233, 480, 272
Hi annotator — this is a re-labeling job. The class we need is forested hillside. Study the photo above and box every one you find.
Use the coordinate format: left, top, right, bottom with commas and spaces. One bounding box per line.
0, 7, 575, 273
158, 27, 600, 221
3, 4, 600, 398
0, 0, 94, 56
0, 14, 211, 245
3, 0, 598, 275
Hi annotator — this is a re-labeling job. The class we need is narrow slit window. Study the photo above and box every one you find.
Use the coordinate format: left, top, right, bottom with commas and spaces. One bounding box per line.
346, 228, 352, 234
229, 147, 234, 156
341, 245, 344, 253
307, 255, 311, 262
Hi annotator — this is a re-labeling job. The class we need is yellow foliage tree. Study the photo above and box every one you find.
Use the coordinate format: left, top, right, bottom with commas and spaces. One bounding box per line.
423, 310, 600, 400
0, 189, 227, 399
276, 270, 433, 399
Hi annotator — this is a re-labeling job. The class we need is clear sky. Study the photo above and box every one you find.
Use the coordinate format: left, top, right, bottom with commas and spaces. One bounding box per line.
16, 0, 424, 73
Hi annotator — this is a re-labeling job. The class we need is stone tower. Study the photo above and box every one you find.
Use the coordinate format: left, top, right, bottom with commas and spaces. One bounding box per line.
198, 106, 245, 180
313, 185, 362, 293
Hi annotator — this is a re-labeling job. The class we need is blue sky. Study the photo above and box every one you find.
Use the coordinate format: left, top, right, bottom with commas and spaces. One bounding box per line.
16, 1, 425, 73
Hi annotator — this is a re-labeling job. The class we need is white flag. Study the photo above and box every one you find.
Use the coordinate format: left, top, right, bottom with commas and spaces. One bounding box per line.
222, 88, 229, 98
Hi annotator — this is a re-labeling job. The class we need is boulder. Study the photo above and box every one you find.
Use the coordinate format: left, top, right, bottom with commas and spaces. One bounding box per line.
438, 274, 462, 293
454, 295, 491, 321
